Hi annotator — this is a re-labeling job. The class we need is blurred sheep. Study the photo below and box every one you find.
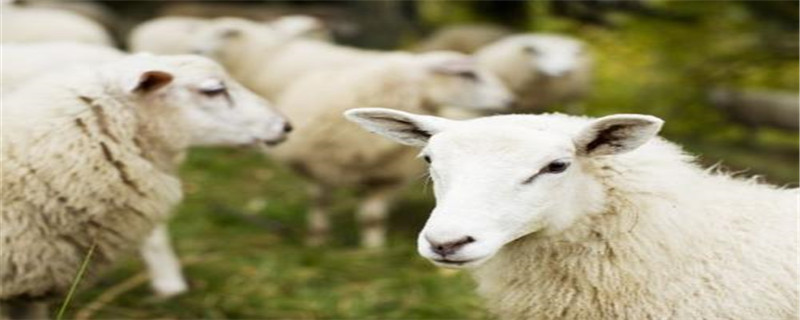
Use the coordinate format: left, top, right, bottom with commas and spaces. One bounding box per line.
710, 87, 799, 131
128, 15, 330, 56
270, 52, 512, 248
415, 24, 513, 54
475, 33, 593, 112
1, 42, 123, 93
11, 0, 118, 33
0, 3, 113, 46
0, 54, 290, 317
128, 16, 208, 55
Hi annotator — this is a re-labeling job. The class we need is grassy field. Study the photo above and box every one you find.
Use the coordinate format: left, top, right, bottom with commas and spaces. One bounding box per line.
63, 149, 490, 319
57, 1, 797, 319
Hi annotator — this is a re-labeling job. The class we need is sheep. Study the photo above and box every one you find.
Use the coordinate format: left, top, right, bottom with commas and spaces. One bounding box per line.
127, 16, 208, 55
415, 24, 513, 54
128, 15, 330, 56
709, 87, 799, 131
1, 42, 124, 93
0, 4, 113, 46
345, 108, 798, 319
169, 17, 392, 100
270, 52, 512, 248
267, 15, 333, 41
475, 34, 593, 112
0, 53, 291, 318
10, 0, 118, 34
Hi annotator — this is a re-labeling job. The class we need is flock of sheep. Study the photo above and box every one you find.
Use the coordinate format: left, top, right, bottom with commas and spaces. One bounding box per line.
1, 2, 797, 319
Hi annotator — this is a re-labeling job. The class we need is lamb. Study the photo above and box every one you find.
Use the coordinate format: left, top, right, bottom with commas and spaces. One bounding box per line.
0, 54, 290, 319
345, 108, 798, 319
1, 42, 124, 93
0, 4, 113, 46
270, 52, 512, 248
475, 34, 592, 112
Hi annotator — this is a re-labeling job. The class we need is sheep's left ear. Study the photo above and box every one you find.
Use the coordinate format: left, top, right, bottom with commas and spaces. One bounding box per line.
344, 108, 454, 147
129, 70, 173, 94
574, 114, 664, 156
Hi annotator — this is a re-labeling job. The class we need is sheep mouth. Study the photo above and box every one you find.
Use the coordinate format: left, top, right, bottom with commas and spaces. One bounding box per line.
432, 257, 480, 266
261, 136, 287, 147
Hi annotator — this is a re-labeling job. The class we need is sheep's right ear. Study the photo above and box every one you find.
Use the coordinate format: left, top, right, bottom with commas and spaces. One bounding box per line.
129, 70, 174, 94
344, 108, 453, 146
574, 114, 664, 156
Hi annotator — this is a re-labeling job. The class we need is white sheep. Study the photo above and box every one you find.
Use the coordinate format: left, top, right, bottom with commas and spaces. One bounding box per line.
266, 15, 332, 41
11, 0, 118, 33
270, 52, 512, 248
415, 24, 513, 54
0, 54, 290, 318
475, 33, 592, 112
128, 16, 208, 55
129, 15, 330, 56
172, 17, 389, 100
345, 108, 798, 319
1, 42, 124, 93
0, 4, 113, 46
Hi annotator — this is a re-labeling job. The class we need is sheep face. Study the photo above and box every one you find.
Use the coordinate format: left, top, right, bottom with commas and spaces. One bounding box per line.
115, 54, 290, 147
418, 52, 514, 111
345, 108, 662, 269
477, 34, 588, 86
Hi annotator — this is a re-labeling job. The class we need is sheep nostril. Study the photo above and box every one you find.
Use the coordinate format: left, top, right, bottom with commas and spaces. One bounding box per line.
429, 236, 475, 256
282, 122, 293, 133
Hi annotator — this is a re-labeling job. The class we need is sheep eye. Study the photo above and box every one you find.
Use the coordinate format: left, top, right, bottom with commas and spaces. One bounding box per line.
198, 80, 228, 97
200, 87, 227, 97
523, 160, 570, 184
422, 155, 431, 163
542, 160, 570, 174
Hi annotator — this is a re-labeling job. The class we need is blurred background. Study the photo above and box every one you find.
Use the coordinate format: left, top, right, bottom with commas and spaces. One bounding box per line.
9, 0, 797, 318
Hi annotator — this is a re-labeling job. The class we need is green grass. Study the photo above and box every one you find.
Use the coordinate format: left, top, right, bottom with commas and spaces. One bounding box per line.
61, 149, 489, 319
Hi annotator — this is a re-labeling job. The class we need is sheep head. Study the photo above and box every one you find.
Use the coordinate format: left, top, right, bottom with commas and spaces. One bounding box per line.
345, 108, 662, 269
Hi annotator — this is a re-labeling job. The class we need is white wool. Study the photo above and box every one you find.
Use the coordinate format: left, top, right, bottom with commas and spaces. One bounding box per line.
128, 16, 207, 55
1, 5, 113, 46
203, 33, 384, 100
0, 54, 288, 313
129, 15, 330, 64
415, 24, 512, 54
270, 54, 511, 248
476, 33, 593, 111
345, 109, 798, 319
1, 42, 124, 93
267, 15, 332, 41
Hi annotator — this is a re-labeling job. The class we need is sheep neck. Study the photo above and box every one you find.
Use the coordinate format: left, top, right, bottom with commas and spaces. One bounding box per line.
469, 154, 700, 318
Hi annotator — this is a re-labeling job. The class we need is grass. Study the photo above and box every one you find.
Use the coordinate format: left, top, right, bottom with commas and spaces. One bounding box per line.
61, 149, 490, 319
57, 243, 97, 320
